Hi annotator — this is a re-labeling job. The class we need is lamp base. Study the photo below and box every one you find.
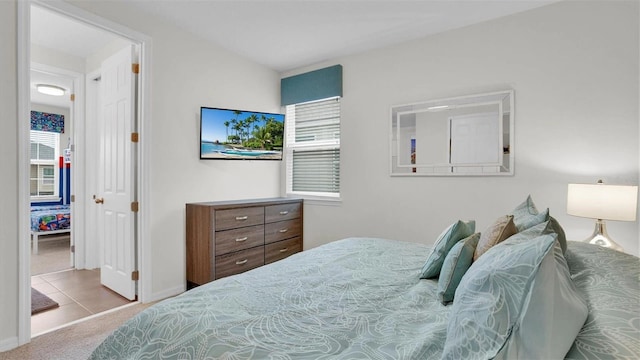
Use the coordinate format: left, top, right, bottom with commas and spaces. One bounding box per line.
583, 219, 625, 252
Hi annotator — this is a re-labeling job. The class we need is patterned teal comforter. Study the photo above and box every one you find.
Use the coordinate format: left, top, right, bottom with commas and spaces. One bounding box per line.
90, 238, 639, 360
564, 242, 640, 360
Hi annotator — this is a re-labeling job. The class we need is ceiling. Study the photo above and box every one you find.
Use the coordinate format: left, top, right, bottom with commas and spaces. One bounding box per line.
30, 1, 557, 108
126, 0, 557, 72
31, 5, 121, 108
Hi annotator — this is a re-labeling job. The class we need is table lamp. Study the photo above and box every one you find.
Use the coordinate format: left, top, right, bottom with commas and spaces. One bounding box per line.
567, 180, 638, 252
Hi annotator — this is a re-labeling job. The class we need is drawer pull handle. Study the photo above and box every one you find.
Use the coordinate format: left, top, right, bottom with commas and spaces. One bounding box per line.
279, 248, 289, 253
235, 216, 248, 221
235, 237, 248, 242
236, 259, 248, 265
279, 211, 289, 215
279, 228, 288, 233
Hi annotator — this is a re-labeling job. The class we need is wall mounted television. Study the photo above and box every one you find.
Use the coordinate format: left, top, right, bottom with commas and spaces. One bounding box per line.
200, 107, 285, 160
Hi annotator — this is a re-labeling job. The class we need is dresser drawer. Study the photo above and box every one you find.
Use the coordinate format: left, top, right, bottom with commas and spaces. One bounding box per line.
215, 225, 264, 256
265, 237, 302, 264
265, 219, 302, 244
214, 246, 264, 279
265, 202, 301, 223
215, 207, 264, 231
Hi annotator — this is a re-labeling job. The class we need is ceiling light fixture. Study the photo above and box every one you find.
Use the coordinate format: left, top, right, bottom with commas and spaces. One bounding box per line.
36, 84, 66, 97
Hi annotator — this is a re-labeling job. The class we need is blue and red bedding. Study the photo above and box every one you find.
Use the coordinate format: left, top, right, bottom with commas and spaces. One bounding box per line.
30, 205, 70, 232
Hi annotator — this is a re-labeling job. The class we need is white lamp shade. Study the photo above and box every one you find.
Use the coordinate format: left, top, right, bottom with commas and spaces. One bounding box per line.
567, 183, 638, 221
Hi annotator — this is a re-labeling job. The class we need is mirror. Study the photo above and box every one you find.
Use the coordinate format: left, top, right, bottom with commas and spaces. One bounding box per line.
390, 90, 514, 176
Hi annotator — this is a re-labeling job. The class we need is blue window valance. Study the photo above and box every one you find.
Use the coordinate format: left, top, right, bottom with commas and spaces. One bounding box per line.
30, 111, 65, 133
281, 65, 343, 106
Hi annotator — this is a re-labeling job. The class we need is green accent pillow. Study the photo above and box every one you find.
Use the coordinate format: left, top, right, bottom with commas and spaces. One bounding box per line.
437, 232, 480, 305
420, 220, 476, 279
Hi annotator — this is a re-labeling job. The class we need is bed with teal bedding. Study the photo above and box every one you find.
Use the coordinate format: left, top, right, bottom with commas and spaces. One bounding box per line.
90, 235, 640, 360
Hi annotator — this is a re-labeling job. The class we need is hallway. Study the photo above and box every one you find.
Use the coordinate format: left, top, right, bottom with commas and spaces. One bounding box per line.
30, 222, 135, 336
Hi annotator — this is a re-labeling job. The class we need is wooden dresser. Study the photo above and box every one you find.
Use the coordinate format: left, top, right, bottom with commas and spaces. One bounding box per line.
186, 198, 303, 286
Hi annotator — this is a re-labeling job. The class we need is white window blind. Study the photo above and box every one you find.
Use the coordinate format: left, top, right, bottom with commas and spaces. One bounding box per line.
286, 97, 340, 198
30, 130, 59, 197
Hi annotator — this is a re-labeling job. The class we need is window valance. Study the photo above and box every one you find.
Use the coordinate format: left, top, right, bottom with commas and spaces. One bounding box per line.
30, 111, 65, 133
281, 65, 343, 106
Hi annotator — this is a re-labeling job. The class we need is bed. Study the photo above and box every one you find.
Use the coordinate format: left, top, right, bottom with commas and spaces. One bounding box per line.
30, 204, 71, 255
89, 198, 639, 360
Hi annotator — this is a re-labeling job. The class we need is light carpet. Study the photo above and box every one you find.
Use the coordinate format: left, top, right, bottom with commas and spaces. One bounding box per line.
0, 302, 153, 360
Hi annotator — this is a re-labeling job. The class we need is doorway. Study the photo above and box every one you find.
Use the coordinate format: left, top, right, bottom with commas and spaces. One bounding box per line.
18, 0, 152, 344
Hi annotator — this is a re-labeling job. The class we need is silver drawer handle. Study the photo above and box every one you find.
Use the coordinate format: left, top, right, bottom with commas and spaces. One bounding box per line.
279, 228, 288, 233
235, 237, 248, 242
279, 248, 289, 253
235, 216, 248, 221
236, 259, 248, 265
279, 211, 289, 215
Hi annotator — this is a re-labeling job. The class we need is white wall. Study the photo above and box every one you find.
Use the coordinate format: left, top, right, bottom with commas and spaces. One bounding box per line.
291, 1, 640, 255
65, 1, 283, 298
2, 0, 637, 351
1, 0, 282, 350
0, 0, 18, 350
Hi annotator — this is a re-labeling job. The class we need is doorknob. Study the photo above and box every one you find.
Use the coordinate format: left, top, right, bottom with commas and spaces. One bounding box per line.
93, 195, 104, 204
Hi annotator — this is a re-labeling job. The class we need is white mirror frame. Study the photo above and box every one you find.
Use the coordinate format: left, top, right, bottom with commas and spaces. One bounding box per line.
390, 90, 514, 177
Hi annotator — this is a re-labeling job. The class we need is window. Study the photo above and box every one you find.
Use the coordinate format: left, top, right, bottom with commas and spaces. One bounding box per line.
30, 130, 59, 198
285, 97, 340, 199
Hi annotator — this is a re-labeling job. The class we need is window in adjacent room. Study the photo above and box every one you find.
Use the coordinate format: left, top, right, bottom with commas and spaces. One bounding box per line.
30, 130, 59, 198
285, 97, 340, 200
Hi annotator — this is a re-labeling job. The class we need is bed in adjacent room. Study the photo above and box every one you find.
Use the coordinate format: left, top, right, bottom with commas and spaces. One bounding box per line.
89, 198, 639, 360
30, 204, 71, 255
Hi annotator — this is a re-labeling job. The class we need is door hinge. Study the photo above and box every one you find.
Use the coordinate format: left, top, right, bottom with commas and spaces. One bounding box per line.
131, 201, 139, 212
131, 270, 139, 281
132, 63, 140, 74
70, 94, 75, 101
71, 195, 75, 202
131, 132, 139, 143
71, 245, 75, 253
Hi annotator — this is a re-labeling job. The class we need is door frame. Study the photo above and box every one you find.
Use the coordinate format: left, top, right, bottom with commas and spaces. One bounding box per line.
30, 62, 84, 269
17, 0, 153, 345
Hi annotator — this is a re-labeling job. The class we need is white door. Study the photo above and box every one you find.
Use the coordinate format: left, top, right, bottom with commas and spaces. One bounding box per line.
450, 112, 500, 165
97, 45, 137, 300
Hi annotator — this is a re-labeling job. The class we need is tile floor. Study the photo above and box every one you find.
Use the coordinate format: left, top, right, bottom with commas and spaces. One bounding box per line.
31, 269, 133, 335
31, 235, 73, 276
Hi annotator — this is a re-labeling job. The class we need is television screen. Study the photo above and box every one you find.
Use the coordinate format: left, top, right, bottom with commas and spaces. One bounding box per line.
200, 107, 285, 160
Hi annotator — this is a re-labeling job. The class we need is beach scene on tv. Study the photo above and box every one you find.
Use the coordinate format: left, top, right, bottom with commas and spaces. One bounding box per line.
200, 108, 285, 160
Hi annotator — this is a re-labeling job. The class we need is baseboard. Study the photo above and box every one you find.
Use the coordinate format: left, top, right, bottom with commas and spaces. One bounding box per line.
0, 336, 19, 353
146, 284, 185, 303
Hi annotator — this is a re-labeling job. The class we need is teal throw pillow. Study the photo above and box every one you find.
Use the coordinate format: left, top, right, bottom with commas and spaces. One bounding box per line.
506, 219, 566, 250
437, 232, 480, 305
549, 216, 567, 254
512, 195, 552, 231
420, 220, 475, 279
512, 195, 538, 218
442, 234, 588, 359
